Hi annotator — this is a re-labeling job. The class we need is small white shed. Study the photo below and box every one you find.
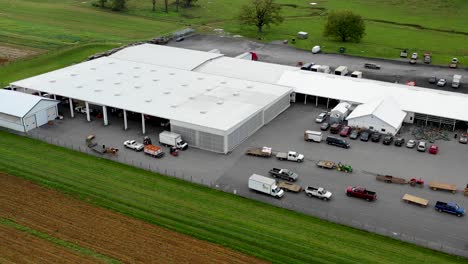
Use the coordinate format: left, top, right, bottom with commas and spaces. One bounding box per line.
330, 102, 351, 123
346, 98, 406, 135
0, 90, 59, 132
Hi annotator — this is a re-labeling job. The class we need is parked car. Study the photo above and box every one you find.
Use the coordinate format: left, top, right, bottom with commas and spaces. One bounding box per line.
417, 141, 426, 152
123, 140, 144, 151
349, 130, 360, 140
320, 122, 330, 131
406, 139, 417, 148
330, 123, 342, 134
382, 135, 394, 145
75, 106, 94, 114
437, 78, 447, 87
459, 133, 468, 144
301, 62, 315, 71
429, 144, 439, 155
364, 63, 381, 70
346, 186, 377, 201
394, 137, 405, 147
315, 111, 328, 123
428, 76, 437, 84
360, 130, 371, 141
435, 201, 465, 217
339, 126, 351, 137
371, 133, 381, 142
326, 136, 350, 149
269, 168, 298, 182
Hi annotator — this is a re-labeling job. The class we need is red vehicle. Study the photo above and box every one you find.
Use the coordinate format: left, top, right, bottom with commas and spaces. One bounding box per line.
429, 144, 438, 155
340, 126, 351, 137
330, 123, 342, 134
346, 186, 377, 201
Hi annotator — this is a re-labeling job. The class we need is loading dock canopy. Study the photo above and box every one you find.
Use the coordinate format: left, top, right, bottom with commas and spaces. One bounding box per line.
278, 70, 468, 122
11, 57, 291, 134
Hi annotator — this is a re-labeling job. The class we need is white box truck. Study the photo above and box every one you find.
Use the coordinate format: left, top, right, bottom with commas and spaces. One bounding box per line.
159, 131, 188, 150
304, 130, 323, 142
452, 75, 462, 88
334, 66, 348, 76
248, 174, 284, 198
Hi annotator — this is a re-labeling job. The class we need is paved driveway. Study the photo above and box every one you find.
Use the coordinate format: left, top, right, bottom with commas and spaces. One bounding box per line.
169, 34, 468, 93
28, 102, 468, 257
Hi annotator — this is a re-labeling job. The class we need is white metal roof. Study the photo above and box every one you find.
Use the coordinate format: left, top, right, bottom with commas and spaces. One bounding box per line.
0, 89, 56, 117
347, 98, 407, 129
109, 44, 224, 71
195, 57, 295, 84
278, 70, 468, 122
11, 57, 291, 133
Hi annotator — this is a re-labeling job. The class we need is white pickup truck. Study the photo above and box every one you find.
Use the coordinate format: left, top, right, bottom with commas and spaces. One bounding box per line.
304, 186, 332, 201
276, 151, 304, 162
123, 140, 144, 151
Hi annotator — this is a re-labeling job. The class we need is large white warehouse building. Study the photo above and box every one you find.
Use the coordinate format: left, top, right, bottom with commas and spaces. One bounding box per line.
9, 43, 468, 152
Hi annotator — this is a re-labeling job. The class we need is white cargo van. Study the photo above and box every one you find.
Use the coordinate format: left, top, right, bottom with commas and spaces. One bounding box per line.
351, 71, 362, 78
304, 130, 323, 142
452, 75, 462, 88
334, 66, 348, 76
159, 131, 188, 150
248, 174, 284, 198
310, 64, 321, 72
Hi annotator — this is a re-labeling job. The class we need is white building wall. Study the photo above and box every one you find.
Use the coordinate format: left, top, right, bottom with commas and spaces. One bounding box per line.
0, 113, 25, 132
347, 115, 398, 135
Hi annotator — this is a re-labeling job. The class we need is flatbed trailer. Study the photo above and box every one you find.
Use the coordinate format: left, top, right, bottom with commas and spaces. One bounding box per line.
429, 181, 457, 194
402, 194, 429, 207
277, 182, 302, 193
316, 160, 336, 169
376, 175, 407, 184
245, 147, 272, 158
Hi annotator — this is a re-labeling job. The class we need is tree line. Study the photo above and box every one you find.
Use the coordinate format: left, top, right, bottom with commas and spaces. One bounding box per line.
94, 0, 197, 12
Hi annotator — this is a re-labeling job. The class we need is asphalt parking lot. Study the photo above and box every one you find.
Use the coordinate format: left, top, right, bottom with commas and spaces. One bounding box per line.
169, 34, 467, 92
28, 102, 468, 257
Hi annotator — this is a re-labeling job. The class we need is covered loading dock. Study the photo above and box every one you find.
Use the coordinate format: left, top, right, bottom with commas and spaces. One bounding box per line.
0, 89, 58, 132
10, 45, 291, 154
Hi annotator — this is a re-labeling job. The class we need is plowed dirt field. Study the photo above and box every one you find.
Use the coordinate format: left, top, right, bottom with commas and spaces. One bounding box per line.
0, 173, 268, 264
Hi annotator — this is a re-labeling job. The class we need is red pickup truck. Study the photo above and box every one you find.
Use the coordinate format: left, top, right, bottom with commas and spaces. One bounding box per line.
346, 186, 377, 201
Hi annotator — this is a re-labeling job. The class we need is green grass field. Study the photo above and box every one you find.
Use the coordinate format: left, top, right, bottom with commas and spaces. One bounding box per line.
0, 131, 467, 264
1, 0, 467, 86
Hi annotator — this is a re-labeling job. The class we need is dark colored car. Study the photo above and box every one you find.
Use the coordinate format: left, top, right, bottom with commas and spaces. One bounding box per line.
428, 76, 437, 84
349, 130, 360, 140
300, 62, 315, 71
394, 137, 405, 147
330, 123, 343, 134
339, 126, 351, 137
320, 122, 330, 131
383, 135, 394, 145
360, 131, 371, 141
371, 133, 381, 142
326, 136, 350, 149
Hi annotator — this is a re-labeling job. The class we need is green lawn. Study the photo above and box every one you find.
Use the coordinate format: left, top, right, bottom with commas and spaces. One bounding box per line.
0, 131, 466, 264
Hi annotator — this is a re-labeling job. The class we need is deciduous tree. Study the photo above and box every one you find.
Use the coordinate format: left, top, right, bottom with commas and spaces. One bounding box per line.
323, 10, 366, 42
238, 0, 283, 33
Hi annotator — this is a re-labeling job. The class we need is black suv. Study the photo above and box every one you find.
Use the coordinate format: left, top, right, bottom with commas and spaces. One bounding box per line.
383, 135, 394, 145
394, 137, 405, 147
360, 131, 371, 141
371, 133, 381, 142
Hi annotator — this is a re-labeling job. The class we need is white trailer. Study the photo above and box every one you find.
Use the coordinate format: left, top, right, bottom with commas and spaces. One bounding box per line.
248, 174, 284, 198
304, 130, 323, 142
452, 75, 462, 88
334, 66, 348, 76
351, 71, 362, 78
159, 131, 188, 150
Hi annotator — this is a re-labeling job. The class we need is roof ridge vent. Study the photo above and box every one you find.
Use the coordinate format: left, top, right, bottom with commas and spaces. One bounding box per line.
164, 91, 171, 95
134, 85, 141, 89
49, 80, 56, 83
76, 85, 83, 89
133, 66, 140, 69
233, 92, 240, 96
70, 73, 78, 77
114, 82, 121, 85
133, 75, 139, 78
97, 78, 104, 82
217, 100, 224, 105
90, 67, 96, 70
152, 79, 159, 82
197, 77, 204, 80
94, 89, 102, 92
117, 72, 123, 75
200, 111, 207, 114
188, 96, 195, 100
145, 99, 152, 103
170, 105, 178, 108
114, 92, 121, 96
181, 84, 188, 87
220, 81, 227, 84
